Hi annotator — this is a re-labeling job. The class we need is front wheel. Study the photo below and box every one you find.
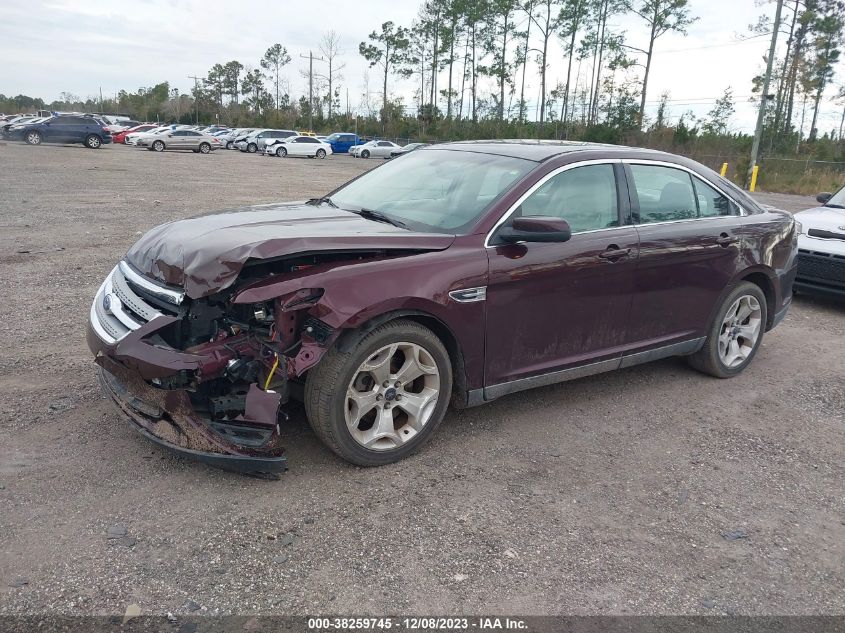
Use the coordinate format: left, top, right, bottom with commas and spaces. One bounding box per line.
152, 140, 165, 152
84, 134, 102, 149
247, 143, 257, 153
305, 319, 452, 466
361, 149, 370, 158
225, 141, 233, 150
316, 148, 326, 159
198, 142, 211, 154
687, 281, 767, 378
276, 146, 287, 157
25, 131, 42, 145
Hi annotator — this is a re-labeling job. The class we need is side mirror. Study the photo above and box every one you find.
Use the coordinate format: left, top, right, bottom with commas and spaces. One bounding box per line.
816, 192, 832, 204
497, 216, 572, 244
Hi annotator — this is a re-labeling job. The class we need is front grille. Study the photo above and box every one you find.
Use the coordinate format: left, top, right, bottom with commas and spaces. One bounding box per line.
808, 228, 845, 241
90, 262, 183, 344
796, 249, 845, 288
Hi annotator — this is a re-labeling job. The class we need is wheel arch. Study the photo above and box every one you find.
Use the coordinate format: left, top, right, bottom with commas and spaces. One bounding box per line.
333, 308, 470, 409
739, 268, 777, 330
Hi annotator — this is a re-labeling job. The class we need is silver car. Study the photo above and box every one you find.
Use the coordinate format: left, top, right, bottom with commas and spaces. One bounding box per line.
138, 129, 221, 153
236, 129, 298, 153
349, 140, 400, 158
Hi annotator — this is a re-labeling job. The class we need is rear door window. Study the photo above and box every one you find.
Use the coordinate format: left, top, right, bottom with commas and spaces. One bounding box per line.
629, 165, 697, 224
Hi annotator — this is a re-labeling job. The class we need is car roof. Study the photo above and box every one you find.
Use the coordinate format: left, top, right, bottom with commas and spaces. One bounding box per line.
431, 139, 672, 162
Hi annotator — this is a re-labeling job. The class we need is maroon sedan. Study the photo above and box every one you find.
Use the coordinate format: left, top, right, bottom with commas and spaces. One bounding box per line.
87, 141, 798, 475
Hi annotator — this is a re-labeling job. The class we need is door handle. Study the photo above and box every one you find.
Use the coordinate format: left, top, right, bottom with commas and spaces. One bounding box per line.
598, 246, 631, 260
716, 233, 737, 247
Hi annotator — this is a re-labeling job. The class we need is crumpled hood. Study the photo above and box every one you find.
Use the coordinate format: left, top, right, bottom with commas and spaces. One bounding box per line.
125, 203, 456, 298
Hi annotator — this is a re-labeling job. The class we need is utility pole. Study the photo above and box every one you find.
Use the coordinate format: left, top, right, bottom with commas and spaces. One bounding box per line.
299, 51, 326, 132
188, 75, 201, 125
746, 0, 783, 189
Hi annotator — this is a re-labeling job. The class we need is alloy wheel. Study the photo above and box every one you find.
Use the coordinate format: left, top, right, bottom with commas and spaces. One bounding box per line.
344, 342, 440, 451
26, 132, 41, 145
718, 295, 762, 368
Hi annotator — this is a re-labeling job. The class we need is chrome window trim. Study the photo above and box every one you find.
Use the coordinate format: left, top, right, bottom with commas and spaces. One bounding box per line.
623, 159, 749, 220
119, 260, 185, 305
484, 159, 623, 248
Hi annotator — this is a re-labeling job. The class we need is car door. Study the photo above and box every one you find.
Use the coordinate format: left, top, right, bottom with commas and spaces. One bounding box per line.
624, 162, 746, 348
44, 117, 71, 142
374, 141, 392, 157
485, 161, 640, 388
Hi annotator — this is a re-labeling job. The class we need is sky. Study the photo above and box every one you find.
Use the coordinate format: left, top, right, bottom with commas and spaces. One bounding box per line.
1, 0, 843, 135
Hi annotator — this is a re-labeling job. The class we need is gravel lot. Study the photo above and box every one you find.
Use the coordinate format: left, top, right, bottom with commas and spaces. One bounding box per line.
0, 142, 842, 617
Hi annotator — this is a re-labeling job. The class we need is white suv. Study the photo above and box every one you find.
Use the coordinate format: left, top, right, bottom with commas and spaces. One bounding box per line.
794, 185, 845, 296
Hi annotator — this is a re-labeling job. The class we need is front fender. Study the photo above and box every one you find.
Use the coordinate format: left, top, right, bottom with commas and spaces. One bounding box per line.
231, 240, 489, 389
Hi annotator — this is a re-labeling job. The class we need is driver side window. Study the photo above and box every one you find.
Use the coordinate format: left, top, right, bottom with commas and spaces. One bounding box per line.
519, 164, 619, 233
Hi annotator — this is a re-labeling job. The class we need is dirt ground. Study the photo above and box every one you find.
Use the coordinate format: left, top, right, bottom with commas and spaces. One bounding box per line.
0, 142, 842, 617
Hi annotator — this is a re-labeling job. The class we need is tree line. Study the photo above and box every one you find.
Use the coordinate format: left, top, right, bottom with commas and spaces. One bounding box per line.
2, 0, 844, 161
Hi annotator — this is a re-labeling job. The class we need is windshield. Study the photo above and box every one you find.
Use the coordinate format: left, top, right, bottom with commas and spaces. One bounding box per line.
329, 148, 534, 234
826, 186, 845, 208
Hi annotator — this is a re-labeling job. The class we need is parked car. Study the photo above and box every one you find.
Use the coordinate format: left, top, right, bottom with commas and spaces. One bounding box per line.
12, 115, 112, 148
125, 126, 171, 146
324, 132, 363, 154
1, 115, 41, 138
237, 129, 298, 153
137, 129, 221, 153
220, 128, 255, 150
350, 139, 400, 158
266, 135, 333, 158
387, 142, 429, 159
793, 185, 845, 296
88, 141, 797, 475
113, 124, 158, 144
105, 120, 140, 134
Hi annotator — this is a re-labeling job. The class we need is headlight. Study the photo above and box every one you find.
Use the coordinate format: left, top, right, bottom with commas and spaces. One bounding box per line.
794, 219, 804, 235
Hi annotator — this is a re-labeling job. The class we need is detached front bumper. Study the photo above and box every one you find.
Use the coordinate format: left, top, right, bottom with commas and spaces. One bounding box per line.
95, 354, 288, 477
87, 264, 288, 477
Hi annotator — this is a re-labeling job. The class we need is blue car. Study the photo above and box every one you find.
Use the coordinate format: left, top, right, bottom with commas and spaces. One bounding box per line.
12, 115, 113, 148
324, 132, 363, 154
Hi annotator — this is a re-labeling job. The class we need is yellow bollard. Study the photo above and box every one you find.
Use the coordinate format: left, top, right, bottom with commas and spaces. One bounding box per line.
749, 165, 759, 192
720, 162, 728, 177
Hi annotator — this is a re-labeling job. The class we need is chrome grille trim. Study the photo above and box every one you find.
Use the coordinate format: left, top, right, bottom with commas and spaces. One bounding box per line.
119, 260, 185, 305
90, 264, 176, 344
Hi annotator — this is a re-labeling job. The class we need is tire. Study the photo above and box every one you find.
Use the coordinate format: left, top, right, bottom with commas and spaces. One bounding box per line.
316, 148, 326, 159
152, 140, 165, 152
84, 134, 102, 149
225, 141, 233, 150
687, 281, 768, 378
198, 142, 211, 154
361, 149, 370, 158
25, 130, 42, 145
305, 319, 452, 466
247, 143, 257, 153
277, 146, 287, 157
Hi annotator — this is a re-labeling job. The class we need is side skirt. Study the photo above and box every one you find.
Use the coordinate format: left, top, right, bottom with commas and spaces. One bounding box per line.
466, 337, 706, 405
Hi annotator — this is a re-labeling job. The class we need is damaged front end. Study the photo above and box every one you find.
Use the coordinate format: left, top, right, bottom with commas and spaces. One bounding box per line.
87, 260, 332, 478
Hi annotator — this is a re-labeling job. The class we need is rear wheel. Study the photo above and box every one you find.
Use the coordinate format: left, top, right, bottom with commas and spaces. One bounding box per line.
316, 148, 326, 159
25, 130, 42, 145
84, 134, 102, 149
198, 142, 211, 154
687, 281, 767, 378
152, 140, 165, 152
305, 319, 452, 466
